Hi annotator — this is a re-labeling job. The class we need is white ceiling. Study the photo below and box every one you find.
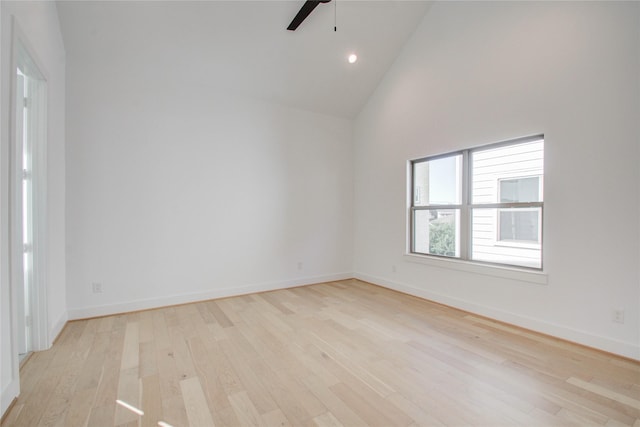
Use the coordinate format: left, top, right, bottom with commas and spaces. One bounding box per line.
56, 0, 430, 118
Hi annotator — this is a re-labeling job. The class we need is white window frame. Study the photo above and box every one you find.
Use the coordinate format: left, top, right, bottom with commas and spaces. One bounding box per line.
408, 135, 544, 272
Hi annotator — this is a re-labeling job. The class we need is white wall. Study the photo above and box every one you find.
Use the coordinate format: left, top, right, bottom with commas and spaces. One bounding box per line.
65, 55, 353, 318
0, 0, 66, 414
354, 1, 640, 359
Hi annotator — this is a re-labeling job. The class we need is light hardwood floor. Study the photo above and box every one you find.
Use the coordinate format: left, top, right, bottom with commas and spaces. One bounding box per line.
2, 279, 639, 426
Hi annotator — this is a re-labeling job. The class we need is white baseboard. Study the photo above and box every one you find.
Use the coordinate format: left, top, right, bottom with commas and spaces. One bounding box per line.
49, 312, 68, 346
1, 379, 19, 419
68, 272, 352, 320
355, 272, 640, 361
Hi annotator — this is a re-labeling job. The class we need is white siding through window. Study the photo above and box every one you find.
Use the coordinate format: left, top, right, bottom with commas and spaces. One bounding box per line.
471, 140, 544, 268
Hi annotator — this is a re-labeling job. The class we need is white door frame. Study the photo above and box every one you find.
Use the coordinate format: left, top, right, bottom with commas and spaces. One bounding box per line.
9, 18, 49, 362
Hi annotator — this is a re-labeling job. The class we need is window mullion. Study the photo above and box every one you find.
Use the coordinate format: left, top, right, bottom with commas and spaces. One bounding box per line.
469, 202, 543, 209
460, 150, 470, 261
412, 205, 463, 211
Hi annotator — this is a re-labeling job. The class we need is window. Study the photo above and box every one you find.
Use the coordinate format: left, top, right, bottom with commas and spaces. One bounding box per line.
410, 136, 544, 269
411, 154, 462, 257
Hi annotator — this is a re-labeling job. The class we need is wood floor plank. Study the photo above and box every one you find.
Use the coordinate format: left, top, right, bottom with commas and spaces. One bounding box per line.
180, 377, 215, 427
114, 368, 141, 426
206, 300, 235, 328
313, 411, 343, 427
37, 340, 90, 426
307, 331, 396, 398
167, 325, 197, 381
93, 329, 125, 408
329, 382, 409, 426
257, 292, 295, 315
4, 280, 640, 427
385, 393, 447, 427
186, 336, 239, 426
63, 386, 98, 427
139, 341, 158, 379
218, 337, 280, 415
568, 377, 640, 411
246, 356, 319, 425
160, 396, 189, 427
156, 346, 182, 402
120, 322, 139, 371
300, 373, 368, 427
228, 391, 264, 426
140, 374, 163, 427
138, 311, 155, 344
86, 405, 115, 427
260, 408, 292, 427
75, 331, 110, 392
152, 310, 171, 350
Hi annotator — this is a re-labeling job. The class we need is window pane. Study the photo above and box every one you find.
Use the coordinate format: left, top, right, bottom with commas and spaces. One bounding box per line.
499, 209, 539, 242
414, 209, 460, 257
413, 154, 462, 206
471, 208, 541, 269
472, 140, 544, 204
500, 177, 540, 203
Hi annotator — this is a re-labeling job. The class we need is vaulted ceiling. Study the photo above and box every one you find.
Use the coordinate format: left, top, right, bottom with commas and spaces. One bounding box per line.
56, 1, 430, 118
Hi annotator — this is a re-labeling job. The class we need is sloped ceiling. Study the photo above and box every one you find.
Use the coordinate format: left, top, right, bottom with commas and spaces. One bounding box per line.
56, 0, 430, 118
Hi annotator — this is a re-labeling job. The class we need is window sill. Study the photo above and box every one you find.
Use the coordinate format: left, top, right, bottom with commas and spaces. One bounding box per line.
403, 253, 548, 285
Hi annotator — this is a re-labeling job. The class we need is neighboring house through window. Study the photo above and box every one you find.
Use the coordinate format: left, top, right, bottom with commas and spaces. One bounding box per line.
498, 176, 541, 244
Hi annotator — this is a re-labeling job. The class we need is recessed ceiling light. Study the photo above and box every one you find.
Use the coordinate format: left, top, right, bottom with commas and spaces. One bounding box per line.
348, 53, 358, 64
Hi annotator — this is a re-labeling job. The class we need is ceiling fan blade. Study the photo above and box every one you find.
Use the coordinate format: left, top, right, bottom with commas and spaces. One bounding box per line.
287, 0, 330, 31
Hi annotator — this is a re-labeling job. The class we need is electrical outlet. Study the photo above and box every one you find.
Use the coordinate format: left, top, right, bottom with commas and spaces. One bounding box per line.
612, 309, 624, 324
297, 262, 303, 270
392, 265, 397, 273
92, 282, 103, 293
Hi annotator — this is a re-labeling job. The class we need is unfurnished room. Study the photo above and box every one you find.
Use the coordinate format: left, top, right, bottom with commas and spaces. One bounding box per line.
0, 0, 639, 426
